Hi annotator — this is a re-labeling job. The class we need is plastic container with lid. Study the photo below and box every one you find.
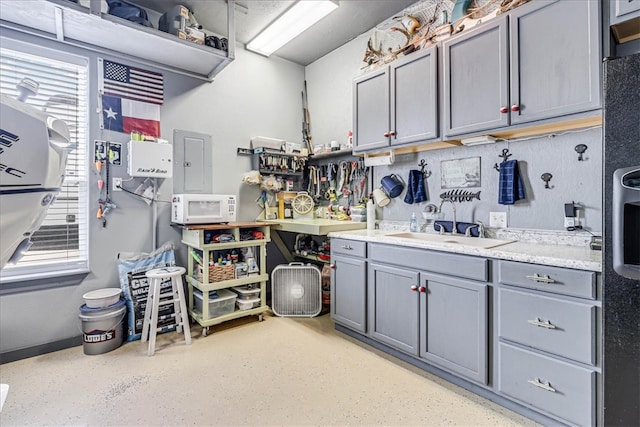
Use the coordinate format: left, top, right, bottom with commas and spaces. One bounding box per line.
236, 297, 261, 311
231, 284, 261, 300
193, 288, 236, 318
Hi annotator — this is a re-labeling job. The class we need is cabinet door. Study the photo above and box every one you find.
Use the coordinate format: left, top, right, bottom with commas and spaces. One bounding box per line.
391, 46, 438, 146
510, 0, 601, 124
443, 16, 509, 137
353, 68, 390, 152
420, 272, 488, 384
610, 0, 640, 26
331, 254, 367, 333
368, 263, 420, 356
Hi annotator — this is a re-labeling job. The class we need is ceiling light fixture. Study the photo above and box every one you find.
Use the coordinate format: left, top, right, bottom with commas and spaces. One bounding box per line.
246, 0, 339, 57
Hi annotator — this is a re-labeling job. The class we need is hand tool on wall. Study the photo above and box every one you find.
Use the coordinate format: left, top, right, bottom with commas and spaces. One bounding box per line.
302, 81, 312, 154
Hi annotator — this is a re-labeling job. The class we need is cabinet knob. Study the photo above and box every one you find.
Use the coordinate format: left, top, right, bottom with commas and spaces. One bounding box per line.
500, 106, 508, 114
419, 286, 426, 293
511, 104, 520, 112
383, 132, 390, 138
410, 285, 418, 292
329, 264, 335, 269
389, 131, 396, 136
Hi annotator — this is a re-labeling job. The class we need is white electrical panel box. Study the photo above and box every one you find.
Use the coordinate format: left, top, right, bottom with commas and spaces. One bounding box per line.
127, 140, 173, 178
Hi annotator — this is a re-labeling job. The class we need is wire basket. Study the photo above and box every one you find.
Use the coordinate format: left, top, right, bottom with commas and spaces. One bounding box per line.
197, 264, 235, 283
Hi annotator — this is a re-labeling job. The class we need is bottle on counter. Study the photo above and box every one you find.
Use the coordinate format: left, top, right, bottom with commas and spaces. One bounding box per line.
410, 212, 419, 232
367, 195, 376, 230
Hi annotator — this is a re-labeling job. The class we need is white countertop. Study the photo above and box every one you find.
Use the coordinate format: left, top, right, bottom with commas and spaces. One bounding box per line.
328, 229, 602, 272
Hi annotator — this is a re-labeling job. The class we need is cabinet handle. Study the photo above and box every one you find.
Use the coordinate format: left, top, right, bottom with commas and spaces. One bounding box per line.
389, 131, 396, 136
383, 132, 390, 138
329, 264, 335, 269
527, 377, 556, 393
410, 285, 418, 292
419, 286, 426, 293
500, 106, 508, 114
527, 317, 557, 329
341, 245, 353, 250
511, 104, 520, 112
526, 273, 555, 283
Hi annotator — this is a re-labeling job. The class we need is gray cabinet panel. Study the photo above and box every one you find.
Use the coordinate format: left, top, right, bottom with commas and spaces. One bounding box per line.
331, 254, 367, 333
610, 0, 640, 25
510, 0, 601, 124
331, 238, 366, 258
391, 46, 438, 145
443, 16, 509, 136
498, 260, 596, 299
499, 287, 597, 365
353, 68, 389, 152
368, 263, 420, 355
369, 243, 488, 282
499, 342, 596, 427
420, 272, 488, 384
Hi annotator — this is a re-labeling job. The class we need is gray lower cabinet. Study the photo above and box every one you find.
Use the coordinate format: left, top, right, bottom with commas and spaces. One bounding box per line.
330, 238, 367, 333
367, 262, 420, 355
420, 272, 488, 385
497, 260, 600, 426
353, 46, 438, 153
443, 0, 601, 137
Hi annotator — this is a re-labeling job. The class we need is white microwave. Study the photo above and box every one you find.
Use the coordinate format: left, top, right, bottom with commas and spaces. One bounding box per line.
171, 194, 236, 224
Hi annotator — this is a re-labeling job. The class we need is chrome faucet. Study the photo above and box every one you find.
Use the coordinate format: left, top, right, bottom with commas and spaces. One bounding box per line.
438, 198, 457, 234
464, 221, 485, 238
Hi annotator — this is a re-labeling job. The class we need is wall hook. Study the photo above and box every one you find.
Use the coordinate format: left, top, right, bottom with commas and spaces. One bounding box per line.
541, 172, 553, 189
418, 159, 431, 178
494, 148, 512, 172
575, 144, 588, 161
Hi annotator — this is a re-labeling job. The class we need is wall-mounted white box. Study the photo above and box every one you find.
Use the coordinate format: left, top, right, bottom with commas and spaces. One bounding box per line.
127, 140, 173, 178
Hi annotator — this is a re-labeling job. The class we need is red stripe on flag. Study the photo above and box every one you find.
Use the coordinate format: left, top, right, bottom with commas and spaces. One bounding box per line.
123, 117, 160, 138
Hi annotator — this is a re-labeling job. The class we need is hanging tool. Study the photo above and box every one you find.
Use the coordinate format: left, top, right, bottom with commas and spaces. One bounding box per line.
302, 80, 313, 154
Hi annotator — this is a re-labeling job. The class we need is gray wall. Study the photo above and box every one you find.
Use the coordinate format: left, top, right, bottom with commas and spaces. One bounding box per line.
0, 28, 303, 355
305, 32, 603, 232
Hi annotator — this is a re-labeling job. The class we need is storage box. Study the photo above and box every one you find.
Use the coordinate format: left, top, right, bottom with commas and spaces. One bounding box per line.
231, 284, 261, 300
236, 297, 261, 311
234, 262, 249, 279
197, 263, 235, 283
193, 288, 236, 318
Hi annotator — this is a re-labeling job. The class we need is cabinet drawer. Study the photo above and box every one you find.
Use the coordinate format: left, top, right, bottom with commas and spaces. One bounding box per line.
332, 238, 366, 258
499, 288, 596, 365
369, 243, 488, 281
498, 260, 596, 299
499, 343, 596, 427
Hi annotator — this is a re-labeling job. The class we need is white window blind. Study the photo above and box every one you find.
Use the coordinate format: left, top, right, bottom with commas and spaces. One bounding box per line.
0, 43, 89, 282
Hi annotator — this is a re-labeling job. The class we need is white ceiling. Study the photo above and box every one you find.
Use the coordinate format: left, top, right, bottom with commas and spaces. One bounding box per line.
132, 0, 419, 65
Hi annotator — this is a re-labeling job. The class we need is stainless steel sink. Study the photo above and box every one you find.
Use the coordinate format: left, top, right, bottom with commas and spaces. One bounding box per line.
385, 232, 515, 249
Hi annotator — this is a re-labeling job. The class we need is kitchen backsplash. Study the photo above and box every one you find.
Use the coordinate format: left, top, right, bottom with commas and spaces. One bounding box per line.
372, 126, 602, 234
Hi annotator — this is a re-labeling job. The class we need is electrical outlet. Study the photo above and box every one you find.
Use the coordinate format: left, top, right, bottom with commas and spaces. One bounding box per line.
490, 212, 507, 228
113, 177, 122, 191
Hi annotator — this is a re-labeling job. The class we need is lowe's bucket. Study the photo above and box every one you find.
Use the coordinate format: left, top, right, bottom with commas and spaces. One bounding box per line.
79, 299, 126, 355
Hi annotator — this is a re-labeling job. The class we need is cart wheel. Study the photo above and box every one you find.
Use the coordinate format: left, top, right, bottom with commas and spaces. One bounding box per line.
202, 327, 209, 337
258, 314, 264, 322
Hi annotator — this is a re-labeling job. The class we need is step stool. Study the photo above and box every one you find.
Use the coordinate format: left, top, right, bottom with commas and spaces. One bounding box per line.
142, 266, 192, 356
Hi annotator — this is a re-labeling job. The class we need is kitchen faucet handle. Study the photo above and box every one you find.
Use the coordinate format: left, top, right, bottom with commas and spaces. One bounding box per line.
464, 224, 479, 237
475, 220, 485, 238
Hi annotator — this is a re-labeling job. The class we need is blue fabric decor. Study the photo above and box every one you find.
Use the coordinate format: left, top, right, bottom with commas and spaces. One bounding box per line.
404, 169, 427, 204
498, 159, 525, 205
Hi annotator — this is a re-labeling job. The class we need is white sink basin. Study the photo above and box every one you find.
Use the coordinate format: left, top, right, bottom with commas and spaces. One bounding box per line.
385, 232, 515, 249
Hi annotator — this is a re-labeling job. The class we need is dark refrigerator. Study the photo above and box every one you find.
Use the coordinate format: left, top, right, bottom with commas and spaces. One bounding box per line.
602, 52, 640, 426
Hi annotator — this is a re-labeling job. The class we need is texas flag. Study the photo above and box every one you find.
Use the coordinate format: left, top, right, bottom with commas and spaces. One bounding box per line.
101, 94, 160, 138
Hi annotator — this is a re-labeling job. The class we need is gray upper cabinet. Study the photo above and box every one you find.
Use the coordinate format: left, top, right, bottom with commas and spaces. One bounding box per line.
443, 0, 601, 138
353, 46, 438, 153
610, 0, 640, 26
368, 262, 420, 356
442, 16, 509, 137
420, 272, 489, 385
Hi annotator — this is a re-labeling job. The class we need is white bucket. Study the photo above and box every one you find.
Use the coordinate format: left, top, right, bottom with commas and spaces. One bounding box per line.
78, 299, 126, 355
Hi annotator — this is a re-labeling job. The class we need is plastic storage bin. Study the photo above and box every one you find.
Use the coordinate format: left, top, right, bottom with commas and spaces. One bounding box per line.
193, 288, 236, 318
231, 284, 261, 300
236, 297, 261, 311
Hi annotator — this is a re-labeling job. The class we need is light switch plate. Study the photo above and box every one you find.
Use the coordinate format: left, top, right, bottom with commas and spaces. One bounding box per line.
490, 212, 507, 228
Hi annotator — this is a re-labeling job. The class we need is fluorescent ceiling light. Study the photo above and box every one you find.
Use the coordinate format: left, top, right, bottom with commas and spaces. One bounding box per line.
246, 0, 339, 57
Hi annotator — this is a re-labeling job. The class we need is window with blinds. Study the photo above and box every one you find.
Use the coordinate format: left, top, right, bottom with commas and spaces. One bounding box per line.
0, 42, 89, 282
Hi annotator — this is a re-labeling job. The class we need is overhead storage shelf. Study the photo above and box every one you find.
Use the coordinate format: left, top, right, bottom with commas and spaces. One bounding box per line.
0, 0, 235, 81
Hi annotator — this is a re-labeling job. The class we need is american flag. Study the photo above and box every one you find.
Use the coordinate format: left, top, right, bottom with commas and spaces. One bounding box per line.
99, 59, 164, 105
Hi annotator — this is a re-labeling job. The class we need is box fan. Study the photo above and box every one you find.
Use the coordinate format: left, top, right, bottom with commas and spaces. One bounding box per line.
271, 263, 322, 317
